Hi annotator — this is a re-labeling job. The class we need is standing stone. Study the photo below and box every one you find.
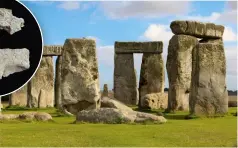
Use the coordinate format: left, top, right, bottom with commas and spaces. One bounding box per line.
166, 35, 198, 111
102, 84, 109, 97
134, 69, 139, 105
189, 41, 228, 116
114, 53, 138, 105
61, 39, 100, 115
55, 56, 62, 109
27, 56, 54, 108
139, 53, 164, 108
9, 84, 28, 106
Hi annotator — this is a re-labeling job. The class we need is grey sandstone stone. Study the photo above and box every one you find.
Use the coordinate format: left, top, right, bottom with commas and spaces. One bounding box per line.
76, 108, 167, 124
101, 96, 133, 112
43, 45, 63, 56
0, 48, 30, 79
102, 84, 109, 97
55, 56, 62, 109
27, 57, 54, 108
9, 84, 28, 106
114, 53, 138, 105
189, 42, 228, 116
140, 93, 168, 110
170, 20, 224, 38
139, 53, 164, 107
166, 35, 198, 111
115, 41, 163, 54
61, 39, 100, 115
0, 8, 24, 35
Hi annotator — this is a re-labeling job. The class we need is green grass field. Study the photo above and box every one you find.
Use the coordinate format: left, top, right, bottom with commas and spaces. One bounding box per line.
0, 105, 237, 147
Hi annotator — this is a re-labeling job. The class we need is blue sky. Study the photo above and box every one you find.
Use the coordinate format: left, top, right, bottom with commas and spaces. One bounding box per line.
20, 1, 237, 90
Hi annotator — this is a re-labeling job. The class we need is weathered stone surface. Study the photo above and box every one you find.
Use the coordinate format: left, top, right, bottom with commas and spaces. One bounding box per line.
43, 45, 63, 56
114, 54, 138, 105
139, 53, 164, 107
9, 84, 28, 106
55, 56, 62, 109
76, 108, 167, 124
61, 39, 100, 115
189, 42, 228, 116
102, 84, 109, 97
140, 93, 168, 110
27, 57, 54, 108
0, 8, 24, 35
115, 41, 163, 54
0, 48, 30, 79
101, 97, 133, 112
0, 112, 52, 121
166, 35, 198, 111
170, 20, 224, 38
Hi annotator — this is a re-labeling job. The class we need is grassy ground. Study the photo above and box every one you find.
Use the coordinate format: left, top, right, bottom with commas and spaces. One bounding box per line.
0, 105, 237, 147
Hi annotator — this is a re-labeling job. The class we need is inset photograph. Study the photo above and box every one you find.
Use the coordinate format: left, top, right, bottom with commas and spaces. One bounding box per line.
0, 0, 43, 96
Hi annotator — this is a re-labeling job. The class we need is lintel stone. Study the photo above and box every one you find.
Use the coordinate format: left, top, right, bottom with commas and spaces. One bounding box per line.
43, 45, 63, 56
115, 41, 163, 54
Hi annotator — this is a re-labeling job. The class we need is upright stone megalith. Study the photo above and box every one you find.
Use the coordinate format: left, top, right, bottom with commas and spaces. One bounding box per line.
55, 56, 62, 109
166, 35, 198, 111
9, 84, 28, 106
189, 41, 228, 116
102, 84, 109, 97
114, 53, 137, 105
61, 39, 100, 115
139, 54, 164, 108
27, 56, 54, 108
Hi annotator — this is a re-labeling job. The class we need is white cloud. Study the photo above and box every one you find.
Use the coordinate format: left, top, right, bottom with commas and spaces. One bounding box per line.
57, 2, 80, 11
86, 36, 100, 42
100, 1, 191, 19
97, 45, 114, 68
178, 12, 221, 23
178, 1, 237, 24
142, 24, 173, 42
223, 26, 237, 42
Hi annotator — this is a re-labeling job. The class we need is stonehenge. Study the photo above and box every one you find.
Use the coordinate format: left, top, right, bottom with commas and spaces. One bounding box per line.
166, 35, 197, 111
61, 39, 100, 115
3, 20, 228, 117
27, 56, 54, 108
114, 41, 164, 106
167, 20, 228, 116
9, 84, 28, 106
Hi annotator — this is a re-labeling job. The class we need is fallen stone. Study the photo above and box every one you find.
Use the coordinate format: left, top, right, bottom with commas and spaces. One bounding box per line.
101, 97, 133, 112
115, 41, 163, 54
0, 8, 24, 35
76, 108, 167, 124
61, 39, 100, 115
170, 20, 224, 38
0, 112, 52, 121
9, 84, 28, 106
114, 53, 138, 105
189, 42, 228, 116
0, 48, 30, 79
166, 35, 198, 111
27, 56, 54, 108
0, 114, 19, 120
139, 53, 164, 107
140, 93, 168, 110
